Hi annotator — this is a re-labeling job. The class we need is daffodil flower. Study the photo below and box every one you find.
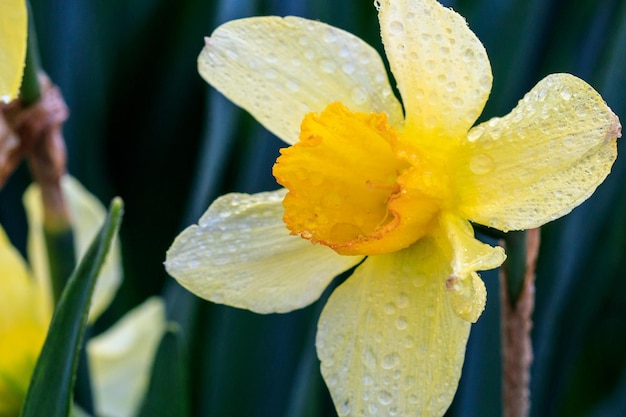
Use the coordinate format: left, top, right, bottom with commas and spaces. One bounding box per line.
165, 0, 621, 415
0, 176, 165, 417
0, 0, 27, 102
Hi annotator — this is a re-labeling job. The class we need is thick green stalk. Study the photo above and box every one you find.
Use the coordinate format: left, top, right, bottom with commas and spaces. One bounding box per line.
20, 1, 42, 106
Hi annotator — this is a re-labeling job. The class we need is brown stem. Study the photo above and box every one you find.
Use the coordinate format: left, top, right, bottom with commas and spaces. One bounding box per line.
0, 73, 70, 229
500, 227, 540, 417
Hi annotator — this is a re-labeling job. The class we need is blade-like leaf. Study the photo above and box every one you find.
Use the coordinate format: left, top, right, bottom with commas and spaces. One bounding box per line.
137, 323, 190, 417
20, 197, 124, 417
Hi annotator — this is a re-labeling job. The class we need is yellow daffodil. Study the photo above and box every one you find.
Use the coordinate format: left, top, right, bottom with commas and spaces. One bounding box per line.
165, 0, 621, 416
0, 0, 27, 102
0, 176, 165, 417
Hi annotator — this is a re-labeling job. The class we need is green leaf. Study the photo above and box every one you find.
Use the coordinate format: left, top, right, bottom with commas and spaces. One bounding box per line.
20, 197, 124, 417
137, 323, 190, 417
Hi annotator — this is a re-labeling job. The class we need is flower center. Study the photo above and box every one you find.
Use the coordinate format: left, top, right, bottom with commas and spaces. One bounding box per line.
273, 102, 444, 256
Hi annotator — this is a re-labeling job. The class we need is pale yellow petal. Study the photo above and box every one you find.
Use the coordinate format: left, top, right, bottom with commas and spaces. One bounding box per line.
0, 225, 48, 415
88, 297, 166, 417
439, 213, 504, 322
199, 16, 404, 144
316, 238, 471, 417
378, 0, 491, 139
456, 73, 621, 231
165, 189, 362, 314
24, 175, 123, 323
0, 0, 27, 101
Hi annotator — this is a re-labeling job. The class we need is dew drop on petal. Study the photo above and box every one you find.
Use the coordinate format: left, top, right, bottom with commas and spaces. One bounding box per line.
389, 20, 404, 34
286, 81, 300, 92
352, 87, 368, 105
560, 89, 572, 101
382, 352, 400, 369
462, 48, 475, 63
467, 126, 484, 142
319, 59, 336, 73
469, 153, 494, 175
342, 62, 355, 74
397, 292, 409, 308
379, 390, 393, 405
384, 302, 396, 315
396, 317, 408, 330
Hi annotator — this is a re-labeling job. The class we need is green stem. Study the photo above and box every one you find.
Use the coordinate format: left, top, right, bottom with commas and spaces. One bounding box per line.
20, 1, 42, 106
20, 3, 94, 413
44, 226, 76, 304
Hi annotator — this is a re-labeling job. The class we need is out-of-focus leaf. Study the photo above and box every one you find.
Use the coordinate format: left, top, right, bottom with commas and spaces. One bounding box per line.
20, 198, 124, 417
137, 324, 190, 417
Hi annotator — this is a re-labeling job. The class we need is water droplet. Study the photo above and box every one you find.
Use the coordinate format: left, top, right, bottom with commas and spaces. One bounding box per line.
382, 352, 400, 369
286, 81, 300, 92
226, 50, 238, 60
265, 69, 278, 79
384, 302, 396, 315
361, 347, 377, 368
560, 89, 572, 101
397, 293, 409, 308
389, 20, 404, 34
462, 48, 475, 63
469, 153, 494, 175
324, 30, 337, 43
409, 394, 418, 404
320, 59, 336, 73
304, 50, 315, 60
342, 62, 355, 74
396, 317, 408, 330
379, 390, 393, 405
412, 273, 426, 288
452, 96, 464, 107
352, 87, 368, 105
339, 402, 351, 415
403, 336, 414, 348
563, 134, 576, 148
467, 126, 484, 142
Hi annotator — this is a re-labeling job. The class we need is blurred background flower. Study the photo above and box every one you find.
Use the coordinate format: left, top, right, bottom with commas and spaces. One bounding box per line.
0, 176, 164, 416
0, 0, 624, 416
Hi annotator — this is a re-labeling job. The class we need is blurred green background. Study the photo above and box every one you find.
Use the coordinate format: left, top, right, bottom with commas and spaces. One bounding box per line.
1, 0, 624, 416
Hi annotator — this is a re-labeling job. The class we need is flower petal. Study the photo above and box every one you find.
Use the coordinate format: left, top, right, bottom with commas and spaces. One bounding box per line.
88, 297, 166, 417
24, 175, 123, 323
316, 237, 472, 417
456, 73, 621, 231
165, 189, 362, 314
378, 0, 491, 139
198, 16, 404, 144
0, 225, 47, 415
0, 0, 27, 101
440, 213, 504, 322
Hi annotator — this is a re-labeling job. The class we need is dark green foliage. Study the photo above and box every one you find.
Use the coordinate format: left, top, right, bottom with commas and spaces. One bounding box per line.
20, 199, 123, 417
